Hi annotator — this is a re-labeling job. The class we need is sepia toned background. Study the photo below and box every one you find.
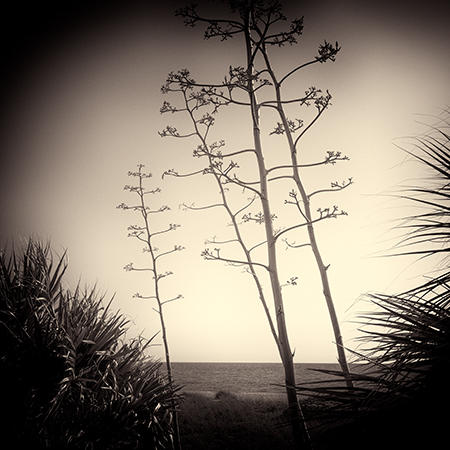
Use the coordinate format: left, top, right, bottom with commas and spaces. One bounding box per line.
1, 0, 448, 362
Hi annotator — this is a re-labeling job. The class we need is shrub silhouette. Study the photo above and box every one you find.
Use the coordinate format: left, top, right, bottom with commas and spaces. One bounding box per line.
0, 239, 177, 449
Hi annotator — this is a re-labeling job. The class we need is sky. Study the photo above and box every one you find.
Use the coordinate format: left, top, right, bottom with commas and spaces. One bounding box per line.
0, 0, 449, 363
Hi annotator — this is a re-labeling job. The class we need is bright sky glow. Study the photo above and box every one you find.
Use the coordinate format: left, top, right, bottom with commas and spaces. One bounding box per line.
1, 0, 448, 362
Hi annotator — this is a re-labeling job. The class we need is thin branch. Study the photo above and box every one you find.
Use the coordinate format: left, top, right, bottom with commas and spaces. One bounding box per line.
266, 152, 349, 174
133, 293, 157, 300
147, 207, 171, 214
274, 211, 346, 242
205, 237, 240, 246
279, 41, 340, 86
181, 202, 224, 211
219, 148, 257, 158
199, 88, 250, 107
284, 190, 308, 221
279, 59, 321, 86
219, 170, 262, 197
293, 102, 329, 149
154, 246, 185, 262
202, 250, 269, 271
176, 7, 244, 31
267, 164, 303, 174
268, 175, 292, 183
128, 233, 148, 244
259, 91, 319, 108
161, 294, 183, 306
162, 168, 208, 179
308, 178, 353, 199
248, 239, 268, 253
143, 189, 162, 195
160, 130, 197, 139
228, 174, 292, 186
232, 195, 258, 218
123, 263, 154, 273
282, 238, 311, 250
150, 224, 181, 237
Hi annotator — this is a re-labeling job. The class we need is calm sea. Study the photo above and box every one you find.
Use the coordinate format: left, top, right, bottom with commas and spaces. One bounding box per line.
171, 362, 342, 394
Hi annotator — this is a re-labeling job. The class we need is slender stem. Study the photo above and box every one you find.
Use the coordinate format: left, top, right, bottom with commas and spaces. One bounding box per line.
293, 107, 328, 151
259, 42, 354, 390
243, 12, 311, 449
204, 253, 269, 271
279, 59, 322, 86
135, 168, 182, 450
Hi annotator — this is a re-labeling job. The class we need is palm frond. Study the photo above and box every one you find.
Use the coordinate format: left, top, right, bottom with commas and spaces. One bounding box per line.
0, 239, 177, 449
296, 112, 450, 443
389, 117, 450, 261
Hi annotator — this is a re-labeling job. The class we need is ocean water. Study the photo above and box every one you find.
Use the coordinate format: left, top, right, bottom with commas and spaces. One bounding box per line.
171, 362, 342, 394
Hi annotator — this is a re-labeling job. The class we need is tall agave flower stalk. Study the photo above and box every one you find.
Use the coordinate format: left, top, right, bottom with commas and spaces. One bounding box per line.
118, 164, 183, 450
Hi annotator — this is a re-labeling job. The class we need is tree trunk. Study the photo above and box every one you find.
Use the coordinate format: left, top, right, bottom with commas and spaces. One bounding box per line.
243, 12, 312, 448
155, 278, 182, 450
161, 316, 182, 450
277, 101, 353, 389
253, 116, 312, 449
138, 169, 182, 450
304, 220, 353, 389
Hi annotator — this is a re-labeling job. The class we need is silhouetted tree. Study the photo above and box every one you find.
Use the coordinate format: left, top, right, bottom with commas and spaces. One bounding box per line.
160, 1, 353, 447
118, 164, 183, 450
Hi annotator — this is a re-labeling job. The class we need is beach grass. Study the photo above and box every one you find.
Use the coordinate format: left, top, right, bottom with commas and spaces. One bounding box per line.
177, 390, 345, 450
177, 388, 445, 450
178, 391, 296, 450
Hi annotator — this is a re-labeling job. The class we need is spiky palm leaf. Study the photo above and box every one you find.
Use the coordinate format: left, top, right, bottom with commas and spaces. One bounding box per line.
391, 117, 450, 261
296, 113, 450, 447
354, 114, 450, 405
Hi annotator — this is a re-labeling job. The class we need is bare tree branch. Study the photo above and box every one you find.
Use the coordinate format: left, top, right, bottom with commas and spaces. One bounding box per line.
181, 202, 224, 211
151, 224, 181, 237
266, 151, 350, 174
274, 207, 347, 242
278, 41, 340, 86
248, 239, 268, 253
308, 178, 353, 198
123, 263, 154, 272
282, 238, 311, 250
154, 245, 185, 262
201, 248, 269, 271
232, 195, 258, 218
161, 294, 183, 306
162, 168, 209, 179
293, 95, 331, 150
204, 236, 240, 246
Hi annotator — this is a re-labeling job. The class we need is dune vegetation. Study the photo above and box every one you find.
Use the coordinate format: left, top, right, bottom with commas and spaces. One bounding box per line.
0, 240, 178, 449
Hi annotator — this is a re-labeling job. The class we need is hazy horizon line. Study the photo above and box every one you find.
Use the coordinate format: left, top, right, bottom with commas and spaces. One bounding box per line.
170, 361, 339, 364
